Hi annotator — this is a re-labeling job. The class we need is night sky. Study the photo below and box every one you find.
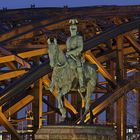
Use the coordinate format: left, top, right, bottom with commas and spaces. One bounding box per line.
0, 0, 140, 9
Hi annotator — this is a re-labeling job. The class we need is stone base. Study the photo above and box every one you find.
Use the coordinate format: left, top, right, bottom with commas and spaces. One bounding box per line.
35, 125, 117, 140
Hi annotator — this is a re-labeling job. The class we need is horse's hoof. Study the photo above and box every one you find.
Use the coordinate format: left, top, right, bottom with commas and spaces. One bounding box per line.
60, 117, 66, 123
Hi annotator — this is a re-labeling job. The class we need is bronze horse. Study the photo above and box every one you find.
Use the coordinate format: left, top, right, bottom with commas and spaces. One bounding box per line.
47, 38, 98, 121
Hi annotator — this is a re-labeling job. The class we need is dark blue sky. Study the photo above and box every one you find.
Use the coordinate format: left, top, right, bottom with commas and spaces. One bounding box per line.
0, 0, 140, 9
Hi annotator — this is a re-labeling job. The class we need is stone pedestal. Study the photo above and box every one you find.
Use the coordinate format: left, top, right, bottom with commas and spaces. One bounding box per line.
35, 125, 117, 140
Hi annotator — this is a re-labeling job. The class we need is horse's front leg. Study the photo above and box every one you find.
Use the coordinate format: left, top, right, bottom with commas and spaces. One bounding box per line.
57, 90, 66, 121
85, 82, 95, 113
84, 81, 96, 124
57, 86, 69, 122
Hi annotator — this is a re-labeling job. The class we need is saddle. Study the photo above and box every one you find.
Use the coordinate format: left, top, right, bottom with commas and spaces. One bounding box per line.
67, 57, 85, 70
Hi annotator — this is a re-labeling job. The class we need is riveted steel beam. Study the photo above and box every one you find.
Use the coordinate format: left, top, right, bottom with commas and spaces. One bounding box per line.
85, 51, 117, 86
78, 73, 140, 124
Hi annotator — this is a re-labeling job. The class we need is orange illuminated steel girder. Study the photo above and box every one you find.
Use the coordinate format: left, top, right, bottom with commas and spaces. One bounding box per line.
0, 43, 136, 84
116, 35, 126, 140
0, 70, 27, 81
0, 46, 30, 68
0, 45, 65, 64
85, 51, 117, 86
0, 48, 47, 64
0, 44, 135, 64
5, 63, 17, 70
79, 73, 140, 123
0, 107, 22, 140
0, 45, 135, 82
4, 95, 34, 118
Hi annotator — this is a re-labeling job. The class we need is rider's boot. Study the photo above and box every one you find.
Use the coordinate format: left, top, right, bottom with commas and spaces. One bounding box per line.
77, 67, 85, 92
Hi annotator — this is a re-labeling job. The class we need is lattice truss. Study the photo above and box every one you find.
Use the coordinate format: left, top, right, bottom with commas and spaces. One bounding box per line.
0, 6, 140, 140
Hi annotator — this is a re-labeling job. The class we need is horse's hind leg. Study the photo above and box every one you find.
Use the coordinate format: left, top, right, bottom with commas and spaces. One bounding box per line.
60, 86, 71, 121
57, 92, 66, 121
57, 86, 70, 122
85, 81, 95, 113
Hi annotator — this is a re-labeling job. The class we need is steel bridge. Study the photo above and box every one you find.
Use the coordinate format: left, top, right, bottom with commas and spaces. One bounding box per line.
0, 5, 140, 140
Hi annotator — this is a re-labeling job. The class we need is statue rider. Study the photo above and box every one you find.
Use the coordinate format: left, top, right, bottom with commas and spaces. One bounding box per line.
66, 19, 85, 92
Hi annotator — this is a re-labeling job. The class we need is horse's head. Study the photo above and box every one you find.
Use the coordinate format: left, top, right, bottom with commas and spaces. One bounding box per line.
47, 38, 59, 67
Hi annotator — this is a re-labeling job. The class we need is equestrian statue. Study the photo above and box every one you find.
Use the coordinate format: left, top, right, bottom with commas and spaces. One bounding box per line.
46, 19, 98, 121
